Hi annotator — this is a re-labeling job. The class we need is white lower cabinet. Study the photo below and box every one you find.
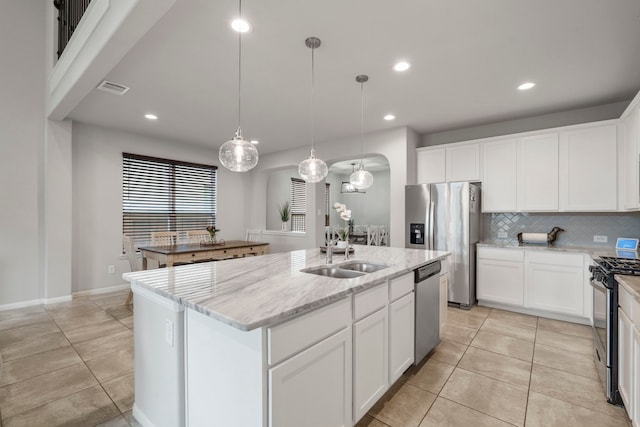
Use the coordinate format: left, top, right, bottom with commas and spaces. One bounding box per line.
353, 307, 388, 421
619, 307, 633, 410
618, 284, 639, 424
270, 327, 352, 427
389, 292, 415, 384
477, 247, 524, 306
524, 251, 584, 316
632, 324, 640, 427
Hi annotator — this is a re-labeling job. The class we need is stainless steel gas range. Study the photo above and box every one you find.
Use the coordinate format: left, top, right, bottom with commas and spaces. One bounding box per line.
589, 256, 640, 405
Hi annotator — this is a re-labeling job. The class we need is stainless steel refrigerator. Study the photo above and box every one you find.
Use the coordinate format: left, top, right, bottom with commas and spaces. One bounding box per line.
405, 182, 481, 308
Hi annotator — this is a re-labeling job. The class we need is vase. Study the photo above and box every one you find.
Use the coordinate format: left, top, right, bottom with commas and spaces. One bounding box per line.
281, 222, 288, 231
336, 240, 347, 249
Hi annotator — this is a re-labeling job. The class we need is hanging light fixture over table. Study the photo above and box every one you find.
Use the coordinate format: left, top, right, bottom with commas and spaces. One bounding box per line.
219, 0, 259, 172
349, 74, 374, 190
298, 37, 328, 183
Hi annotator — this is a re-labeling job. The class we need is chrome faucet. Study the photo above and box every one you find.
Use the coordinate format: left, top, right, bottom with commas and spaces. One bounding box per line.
344, 237, 350, 261
326, 239, 338, 264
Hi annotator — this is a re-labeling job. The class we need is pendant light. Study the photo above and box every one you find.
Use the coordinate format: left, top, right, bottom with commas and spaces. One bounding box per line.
219, 0, 259, 172
349, 74, 374, 190
298, 37, 328, 183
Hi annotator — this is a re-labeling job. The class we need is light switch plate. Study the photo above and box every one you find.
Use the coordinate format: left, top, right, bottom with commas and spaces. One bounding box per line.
593, 235, 608, 243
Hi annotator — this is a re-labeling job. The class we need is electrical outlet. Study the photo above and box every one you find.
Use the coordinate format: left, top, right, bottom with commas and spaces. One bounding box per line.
165, 319, 174, 347
594, 235, 608, 243
497, 231, 508, 239
107, 265, 115, 274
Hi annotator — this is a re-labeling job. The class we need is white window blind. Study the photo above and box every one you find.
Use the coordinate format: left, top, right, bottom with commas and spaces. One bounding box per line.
122, 153, 217, 245
290, 178, 306, 232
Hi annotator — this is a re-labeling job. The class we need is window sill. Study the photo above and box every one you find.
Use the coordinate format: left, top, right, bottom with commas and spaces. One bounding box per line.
262, 230, 307, 238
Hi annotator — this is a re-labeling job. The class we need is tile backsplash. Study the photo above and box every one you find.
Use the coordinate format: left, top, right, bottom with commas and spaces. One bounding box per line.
483, 212, 640, 247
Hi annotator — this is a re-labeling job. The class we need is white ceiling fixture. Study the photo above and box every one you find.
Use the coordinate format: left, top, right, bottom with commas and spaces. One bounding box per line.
144, 113, 158, 120
383, 114, 396, 121
250, 139, 259, 144
518, 82, 536, 91
298, 36, 328, 183
96, 80, 130, 95
393, 61, 411, 72
218, 0, 259, 172
231, 18, 250, 33
350, 74, 374, 190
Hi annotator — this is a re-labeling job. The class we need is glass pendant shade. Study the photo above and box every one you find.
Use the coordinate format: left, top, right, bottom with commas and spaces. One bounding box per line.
219, 127, 259, 172
349, 163, 373, 190
298, 148, 328, 183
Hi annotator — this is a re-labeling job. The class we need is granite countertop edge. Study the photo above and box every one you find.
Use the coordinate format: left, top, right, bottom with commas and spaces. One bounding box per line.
124, 247, 450, 331
477, 242, 620, 257
614, 274, 640, 303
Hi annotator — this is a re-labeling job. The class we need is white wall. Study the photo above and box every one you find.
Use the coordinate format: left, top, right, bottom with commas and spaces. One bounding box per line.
328, 170, 390, 228
72, 123, 249, 292
0, 2, 45, 306
248, 127, 411, 250
266, 167, 298, 230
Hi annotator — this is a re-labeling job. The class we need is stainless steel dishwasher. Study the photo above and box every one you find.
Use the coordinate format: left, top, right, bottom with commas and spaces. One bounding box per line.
414, 260, 441, 364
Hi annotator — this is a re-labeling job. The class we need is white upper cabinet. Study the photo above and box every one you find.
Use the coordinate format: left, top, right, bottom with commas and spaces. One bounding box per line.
417, 143, 480, 184
621, 104, 640, 210
482, 138, 518, 212
417, 147, 446, 183
559, 125, 617, 211
517, 133, 559, 211
446, 143, 481, 182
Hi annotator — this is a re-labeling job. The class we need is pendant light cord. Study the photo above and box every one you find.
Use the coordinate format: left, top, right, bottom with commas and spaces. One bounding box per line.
310, 44, 315, 151
360, 80, 364, 165
237, 0, 243, 133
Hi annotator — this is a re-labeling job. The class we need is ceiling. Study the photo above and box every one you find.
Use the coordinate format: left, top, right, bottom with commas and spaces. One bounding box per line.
68, 0, 640, 155
330, 157, 389, 175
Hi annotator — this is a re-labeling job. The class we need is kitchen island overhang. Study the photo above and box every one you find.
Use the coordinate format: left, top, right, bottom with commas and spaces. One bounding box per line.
123, 246, 450, 427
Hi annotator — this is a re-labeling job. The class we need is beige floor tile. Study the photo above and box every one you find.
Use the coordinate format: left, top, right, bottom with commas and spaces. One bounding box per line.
440, 368, 528, 427
119, 315, 134, 329
480, 317, 536, 342
429, 339, 468, 366
529, 364, 628, 420
86, 347, 134, 383
488, 309, 538, 328
73, 329, 133, 361
405, 359, 455, 394
46, 303, 103, 320
0, 332, 70, 362
468, 305, 492, 318
0, 363, 97, 418
440, 324, 478, 346
53, 310, 115, 331
525, 391, 630, 427
0, 312, 52, 332
95, 414, 131, 427
369, 381, 436, 427
0, 306, 45, 322
2, 385, 119, 427
101, 373, 134, 412
536, 317, 592, 339
446, 309, 487, 329
533, 343, 599, 380
44, 299, 98, 313
419, 396, 514, 427
0, 321, 60, 348
535, 329, 593, 355
470, 330, 534, 362
458, 346, 531, 388
0, 346, 82, 386
90, 293, 130, 309
63, 318, 131, 344
355, 414, 391, 427
106, 305, 134, 320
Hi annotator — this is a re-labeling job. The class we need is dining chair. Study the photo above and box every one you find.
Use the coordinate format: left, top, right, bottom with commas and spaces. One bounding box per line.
123, 235, 141, 305
187, 230, 210, 244
151, 231, 178, 246
325, 226, 339, 245
367, 226, 382, 246
379, 227, 389, 246
246, 229, 263, 242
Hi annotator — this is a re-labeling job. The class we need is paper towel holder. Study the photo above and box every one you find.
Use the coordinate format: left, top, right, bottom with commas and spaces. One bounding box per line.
517, 227, 565, 246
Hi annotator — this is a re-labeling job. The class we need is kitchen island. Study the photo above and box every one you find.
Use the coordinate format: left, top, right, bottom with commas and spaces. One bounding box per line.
123, 246, 449, 427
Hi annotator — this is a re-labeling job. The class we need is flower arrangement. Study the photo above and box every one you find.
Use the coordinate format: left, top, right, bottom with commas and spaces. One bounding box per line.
333, 203, 352, 241
206, 225, 220, 243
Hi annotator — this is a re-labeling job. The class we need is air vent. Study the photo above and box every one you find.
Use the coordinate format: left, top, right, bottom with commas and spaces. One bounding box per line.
96, 80, 130, 95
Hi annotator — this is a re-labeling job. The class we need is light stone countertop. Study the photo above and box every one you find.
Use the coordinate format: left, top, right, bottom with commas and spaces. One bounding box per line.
123, 246, 449, 331
477, 241, 625, 259
615, 274, 640, 303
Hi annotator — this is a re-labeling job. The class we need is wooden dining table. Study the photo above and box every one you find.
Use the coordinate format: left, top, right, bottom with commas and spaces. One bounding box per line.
138, 240, 269, 269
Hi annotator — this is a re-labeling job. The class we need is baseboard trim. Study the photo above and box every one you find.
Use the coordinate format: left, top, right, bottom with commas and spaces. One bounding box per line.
43, 295, 73, 305
0, 298, 44, 312
132, 403, 156, 427
72, 283, 130, 298
477, 300, 591, 325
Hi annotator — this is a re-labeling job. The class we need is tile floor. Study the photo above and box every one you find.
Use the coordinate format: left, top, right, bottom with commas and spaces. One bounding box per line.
358, 305, 632, 427
0, 293, 632, 427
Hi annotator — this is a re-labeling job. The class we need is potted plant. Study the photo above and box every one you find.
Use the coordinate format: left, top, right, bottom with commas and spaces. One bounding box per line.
278, 201, 290, 231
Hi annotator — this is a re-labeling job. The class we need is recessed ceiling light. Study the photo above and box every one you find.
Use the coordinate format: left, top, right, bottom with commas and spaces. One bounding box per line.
250, 140, 259, 144
518, 82, 536, 91
144, 114, 158, 120
393, 61, 411, 72
231, 19, 251, 33
383, 114, 396, 121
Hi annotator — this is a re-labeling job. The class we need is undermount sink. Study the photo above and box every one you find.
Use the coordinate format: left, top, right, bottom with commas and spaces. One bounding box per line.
300, 266, 365, 279
338, 261, 390, 273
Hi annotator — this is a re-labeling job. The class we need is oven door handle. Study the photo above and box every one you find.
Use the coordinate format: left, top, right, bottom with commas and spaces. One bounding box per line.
590, 278, 608, 293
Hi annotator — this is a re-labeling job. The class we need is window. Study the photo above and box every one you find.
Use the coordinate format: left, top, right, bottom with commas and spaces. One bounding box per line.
122, 153, 217, 245
290, 178, 306, 232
